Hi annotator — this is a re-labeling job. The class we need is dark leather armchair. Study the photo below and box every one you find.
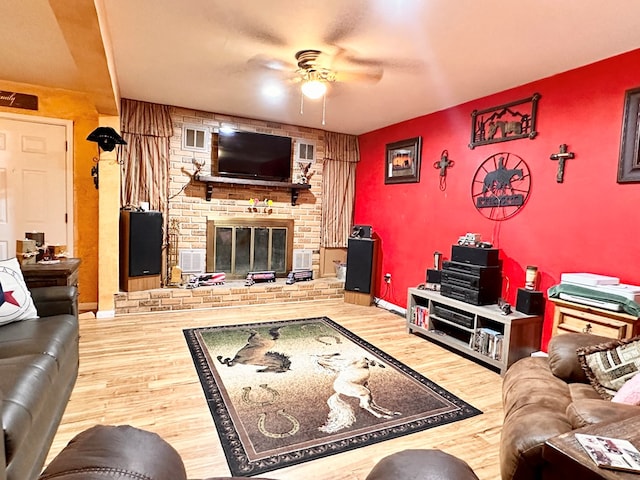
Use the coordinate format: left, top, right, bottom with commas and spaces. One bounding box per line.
40, 425, 479, 480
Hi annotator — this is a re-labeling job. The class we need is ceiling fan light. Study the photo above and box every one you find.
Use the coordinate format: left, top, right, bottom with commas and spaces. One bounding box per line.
301, 79, 327, 99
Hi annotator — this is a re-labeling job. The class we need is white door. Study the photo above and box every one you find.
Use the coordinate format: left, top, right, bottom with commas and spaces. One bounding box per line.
0, 116, 71, 259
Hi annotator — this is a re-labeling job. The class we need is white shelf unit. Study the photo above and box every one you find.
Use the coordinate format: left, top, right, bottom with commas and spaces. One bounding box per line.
406, 288, 543, 375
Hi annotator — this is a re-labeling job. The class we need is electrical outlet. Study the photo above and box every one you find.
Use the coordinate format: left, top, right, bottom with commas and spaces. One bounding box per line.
384, 273, 391, 284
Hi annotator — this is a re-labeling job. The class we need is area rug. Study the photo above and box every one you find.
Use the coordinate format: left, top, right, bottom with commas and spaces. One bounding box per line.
183, 317, 481, 477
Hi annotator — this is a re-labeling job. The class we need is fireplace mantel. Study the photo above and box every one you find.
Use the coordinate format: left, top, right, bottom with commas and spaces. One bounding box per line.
194, 174, 311, 205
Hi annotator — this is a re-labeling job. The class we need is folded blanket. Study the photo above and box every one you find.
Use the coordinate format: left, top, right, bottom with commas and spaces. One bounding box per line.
548, 283, 640, 317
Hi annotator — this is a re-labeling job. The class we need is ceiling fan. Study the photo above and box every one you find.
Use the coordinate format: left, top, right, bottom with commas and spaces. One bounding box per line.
251, 48, 384, 125
252, 48, 384, 97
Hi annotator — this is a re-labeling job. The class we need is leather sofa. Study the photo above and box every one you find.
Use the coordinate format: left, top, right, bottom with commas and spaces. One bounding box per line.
39, 424, 480, 480
501, 332, 640, 480
1, 285, 79, 480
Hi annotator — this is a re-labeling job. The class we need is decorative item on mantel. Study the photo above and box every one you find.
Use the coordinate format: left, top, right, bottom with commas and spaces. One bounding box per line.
297, 162, 313, 184
248, 198, 273, 213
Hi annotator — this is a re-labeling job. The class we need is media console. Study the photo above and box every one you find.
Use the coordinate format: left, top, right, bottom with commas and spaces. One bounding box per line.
406, 288, 543, 375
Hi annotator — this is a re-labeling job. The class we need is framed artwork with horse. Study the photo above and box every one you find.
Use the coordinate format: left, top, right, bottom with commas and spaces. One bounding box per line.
384, 136, 422, 184
469, 93, 541, 149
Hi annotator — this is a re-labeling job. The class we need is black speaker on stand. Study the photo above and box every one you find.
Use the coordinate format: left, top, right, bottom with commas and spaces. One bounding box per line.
344, 237, 378, 305
120, 210, 163, 292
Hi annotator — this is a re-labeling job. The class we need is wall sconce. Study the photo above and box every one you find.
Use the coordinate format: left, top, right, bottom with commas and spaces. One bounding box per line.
86, 127, 126, 152
86, 127, 127, 189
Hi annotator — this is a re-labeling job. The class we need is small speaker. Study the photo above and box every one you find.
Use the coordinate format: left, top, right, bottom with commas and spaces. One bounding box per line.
351, 225, 372, 239
426, 269, 442, 284
345, 238, 377, 294
516, 288, 545, 315
451, 245, 500, 267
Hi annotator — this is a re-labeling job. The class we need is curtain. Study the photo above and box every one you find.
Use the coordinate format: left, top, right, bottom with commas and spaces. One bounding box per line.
119, 98, 173, 212
321, 131, 360, 248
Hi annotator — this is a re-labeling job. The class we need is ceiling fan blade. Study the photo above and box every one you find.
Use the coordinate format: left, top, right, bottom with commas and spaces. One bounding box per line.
248, 54, 295, 72
206, 4, 289, 48
334, 68, 383, 84
322, 3, 368, 44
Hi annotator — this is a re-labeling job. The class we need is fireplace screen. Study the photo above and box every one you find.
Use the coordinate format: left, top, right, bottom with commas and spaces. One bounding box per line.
207, 219, 293, 279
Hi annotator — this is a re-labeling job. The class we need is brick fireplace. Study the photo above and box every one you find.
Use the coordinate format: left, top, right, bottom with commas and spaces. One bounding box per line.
113, 105, 347, 315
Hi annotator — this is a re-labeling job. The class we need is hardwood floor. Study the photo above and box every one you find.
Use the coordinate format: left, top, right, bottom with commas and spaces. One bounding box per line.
47, 300, 504, 479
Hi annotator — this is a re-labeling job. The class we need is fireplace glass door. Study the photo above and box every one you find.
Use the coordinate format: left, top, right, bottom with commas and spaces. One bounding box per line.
213, 225, 288, 278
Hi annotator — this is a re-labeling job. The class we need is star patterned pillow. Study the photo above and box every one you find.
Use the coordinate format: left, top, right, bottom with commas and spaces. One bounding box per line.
0, 257, 38, 325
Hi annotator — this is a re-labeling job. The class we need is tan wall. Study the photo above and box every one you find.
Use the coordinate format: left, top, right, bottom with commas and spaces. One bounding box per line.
0, 80, 100, 304
167, 107, 326, 277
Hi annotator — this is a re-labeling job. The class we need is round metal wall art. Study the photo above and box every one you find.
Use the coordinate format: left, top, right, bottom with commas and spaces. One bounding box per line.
471, 152, 531, 221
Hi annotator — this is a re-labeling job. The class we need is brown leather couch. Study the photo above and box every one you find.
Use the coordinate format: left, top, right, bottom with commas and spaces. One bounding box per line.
1, 286, 79, 480
501, 332, 640, 480
39, 425, 480, 480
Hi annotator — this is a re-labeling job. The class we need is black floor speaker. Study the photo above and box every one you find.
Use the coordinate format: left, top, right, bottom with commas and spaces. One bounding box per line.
516, 288, 545, 315
120, 210, 163, 291
345, 238, 377, 294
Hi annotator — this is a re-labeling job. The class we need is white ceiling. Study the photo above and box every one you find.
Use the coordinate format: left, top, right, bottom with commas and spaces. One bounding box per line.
3, 0, 640, 134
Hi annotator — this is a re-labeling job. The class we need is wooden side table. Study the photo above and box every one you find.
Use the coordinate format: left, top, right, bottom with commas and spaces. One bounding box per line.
20, 258, 81, 289
549, 297, 640, 340
544, 417, 640, 479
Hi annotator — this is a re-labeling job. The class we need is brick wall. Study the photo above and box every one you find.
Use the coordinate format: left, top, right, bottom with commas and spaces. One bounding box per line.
114, 278, 345, 315
168, 107, 325, 275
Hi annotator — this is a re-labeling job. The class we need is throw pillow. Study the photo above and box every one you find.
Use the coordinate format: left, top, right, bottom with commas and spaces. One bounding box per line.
578, 336, 640, 399
0, 257, 38, 325
612, 373, 640, 405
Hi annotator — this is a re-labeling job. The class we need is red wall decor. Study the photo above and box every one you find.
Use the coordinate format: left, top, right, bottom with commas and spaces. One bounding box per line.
355, 48, 640, 349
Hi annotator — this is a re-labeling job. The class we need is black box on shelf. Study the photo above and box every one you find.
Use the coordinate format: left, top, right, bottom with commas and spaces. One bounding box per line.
451, 245, 500, 267
426, 269, 442, 284
516, 288, 545, 315
440, 284, 500, 306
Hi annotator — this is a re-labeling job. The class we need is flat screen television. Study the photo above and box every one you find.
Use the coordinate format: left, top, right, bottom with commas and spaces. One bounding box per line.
216, 130, 292, 182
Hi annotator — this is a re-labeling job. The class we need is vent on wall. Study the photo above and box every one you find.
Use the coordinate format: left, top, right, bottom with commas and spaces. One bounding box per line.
182, 125, 210, 153
292, 249, 312, 271
294, 139, 316, 163
179, 249, 206, 273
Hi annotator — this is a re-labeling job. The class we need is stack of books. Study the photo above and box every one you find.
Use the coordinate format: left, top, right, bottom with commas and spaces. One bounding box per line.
411, 305, 429, 329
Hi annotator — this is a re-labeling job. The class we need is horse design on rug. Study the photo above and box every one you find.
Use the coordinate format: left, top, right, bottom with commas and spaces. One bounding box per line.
315, 353, 401, 433
217, 327, 291, 373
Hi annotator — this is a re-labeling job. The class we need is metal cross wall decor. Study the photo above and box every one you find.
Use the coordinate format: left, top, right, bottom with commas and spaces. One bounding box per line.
433, 149, 454, 191
549, 144, 575, 183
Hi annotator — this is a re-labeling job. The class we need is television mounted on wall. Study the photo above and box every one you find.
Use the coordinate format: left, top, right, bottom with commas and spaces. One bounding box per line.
216, 130, 292, 182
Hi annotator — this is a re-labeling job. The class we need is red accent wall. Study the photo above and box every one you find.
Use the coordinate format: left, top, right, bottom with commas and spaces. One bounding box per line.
356, 48, 640, 349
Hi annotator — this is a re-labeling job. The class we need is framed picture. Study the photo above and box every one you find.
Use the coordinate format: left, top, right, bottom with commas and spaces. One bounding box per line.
617, 87, 640, 183
384, 137, 422, 184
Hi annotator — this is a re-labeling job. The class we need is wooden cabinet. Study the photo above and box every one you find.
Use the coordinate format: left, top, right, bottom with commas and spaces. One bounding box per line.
406, 288, 543, 375
549, 297, 640, 339
20, 258, 81, 289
